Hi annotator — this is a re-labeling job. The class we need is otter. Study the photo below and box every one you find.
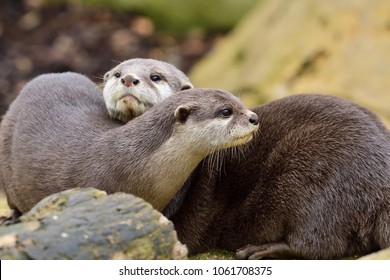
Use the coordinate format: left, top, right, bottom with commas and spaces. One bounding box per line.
103, 58, 193, 123
166, 94, 390, 259
0, 72, 258, 219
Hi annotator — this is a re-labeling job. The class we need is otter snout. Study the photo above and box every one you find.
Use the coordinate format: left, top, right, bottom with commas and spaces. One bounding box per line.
249, 113, 259, 126
121, 75, 140, 87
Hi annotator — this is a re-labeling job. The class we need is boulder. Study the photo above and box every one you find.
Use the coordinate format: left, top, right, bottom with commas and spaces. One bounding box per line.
190, 0, 390, 127
0, 188, 187, 260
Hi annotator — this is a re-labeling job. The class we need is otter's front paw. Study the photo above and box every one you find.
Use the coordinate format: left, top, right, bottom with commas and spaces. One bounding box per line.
236, 242, 299, 260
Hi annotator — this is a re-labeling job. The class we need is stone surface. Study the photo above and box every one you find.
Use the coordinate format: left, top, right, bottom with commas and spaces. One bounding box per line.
190, 0, 390, 127
359, 248, 390, 260
0, 188, 187, 260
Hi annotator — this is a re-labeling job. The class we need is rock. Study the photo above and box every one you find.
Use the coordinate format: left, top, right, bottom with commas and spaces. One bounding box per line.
359, 248, 390, 260
190, 0, 390, 127
0, 191, 8, 217
0, 188, 187, 260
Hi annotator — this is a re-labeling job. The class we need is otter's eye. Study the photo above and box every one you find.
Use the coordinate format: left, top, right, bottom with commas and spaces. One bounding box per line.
150, 74, 162, 82
114, 72, 121, 78
220, 108, 233, 118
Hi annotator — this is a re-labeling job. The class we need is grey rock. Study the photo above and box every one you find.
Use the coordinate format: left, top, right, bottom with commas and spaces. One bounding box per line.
0, 188, 187, 260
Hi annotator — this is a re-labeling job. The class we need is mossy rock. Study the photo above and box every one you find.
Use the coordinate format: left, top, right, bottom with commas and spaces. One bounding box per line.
190, 0, 390, 127
0, 188, 187, 260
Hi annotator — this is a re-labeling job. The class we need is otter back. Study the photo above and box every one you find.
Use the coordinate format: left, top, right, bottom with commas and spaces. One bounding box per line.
0, 73, 258, 216
168, 94, 390, 259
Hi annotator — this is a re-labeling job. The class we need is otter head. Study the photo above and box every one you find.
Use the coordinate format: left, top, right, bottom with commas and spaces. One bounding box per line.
103, 58, 193, 123
172, 88, 259, 155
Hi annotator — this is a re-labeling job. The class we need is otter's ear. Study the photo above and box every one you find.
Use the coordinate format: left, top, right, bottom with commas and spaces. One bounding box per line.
103, 71, 110, 82
174, 105, 191, 123
180, 82, 194, 91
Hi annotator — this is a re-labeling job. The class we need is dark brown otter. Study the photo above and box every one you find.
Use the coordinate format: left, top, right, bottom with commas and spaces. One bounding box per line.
165, 94, 390, 259
0, 72, 258, 219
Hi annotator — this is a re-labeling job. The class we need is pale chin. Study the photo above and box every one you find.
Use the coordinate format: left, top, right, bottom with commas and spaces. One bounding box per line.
219, 133, 254, 150
233, 134, 253, 146
120, 94, 138, 103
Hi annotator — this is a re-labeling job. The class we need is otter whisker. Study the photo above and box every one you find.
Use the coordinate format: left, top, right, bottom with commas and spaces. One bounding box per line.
110, 59, 122, 64
94, 74, 106, 81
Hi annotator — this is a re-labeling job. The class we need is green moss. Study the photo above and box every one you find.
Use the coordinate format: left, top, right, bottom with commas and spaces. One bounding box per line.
190, 249, 235, 260
125, 237, 156, 259
234, 49, 246, 64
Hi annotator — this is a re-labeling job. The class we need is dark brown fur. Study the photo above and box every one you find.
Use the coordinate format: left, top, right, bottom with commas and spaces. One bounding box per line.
166, 94, 390, 259
0, 72, 258, 217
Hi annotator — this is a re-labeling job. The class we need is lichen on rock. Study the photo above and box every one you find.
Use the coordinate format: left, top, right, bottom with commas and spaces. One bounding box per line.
0, 188, 187, 260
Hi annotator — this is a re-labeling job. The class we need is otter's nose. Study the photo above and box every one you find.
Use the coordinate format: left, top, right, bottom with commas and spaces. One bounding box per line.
121, 75, 140, 87
249, 113, 259, 125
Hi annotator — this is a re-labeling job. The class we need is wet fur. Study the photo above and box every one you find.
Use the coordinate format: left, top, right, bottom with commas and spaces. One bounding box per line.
166, 94, 390, 259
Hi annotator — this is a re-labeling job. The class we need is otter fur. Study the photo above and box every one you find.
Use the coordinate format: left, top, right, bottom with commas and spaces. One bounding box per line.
166, 94, 390, 259
0, 72, 258, 218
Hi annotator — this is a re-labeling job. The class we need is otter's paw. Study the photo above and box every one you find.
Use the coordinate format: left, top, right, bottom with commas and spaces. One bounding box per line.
0, 209, 22, 225
236, 242, 298, 260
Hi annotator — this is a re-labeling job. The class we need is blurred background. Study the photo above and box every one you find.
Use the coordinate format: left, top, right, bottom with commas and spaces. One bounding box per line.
0, 0, 256, 116
0, 0, 390, 214
0, 0, 256, 214
1, 0, 390, 123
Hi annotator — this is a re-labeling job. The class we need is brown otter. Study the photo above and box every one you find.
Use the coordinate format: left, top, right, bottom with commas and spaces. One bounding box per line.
165, 94, 390, 259
103, 58, 193, 123
0, 72, 258, 218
